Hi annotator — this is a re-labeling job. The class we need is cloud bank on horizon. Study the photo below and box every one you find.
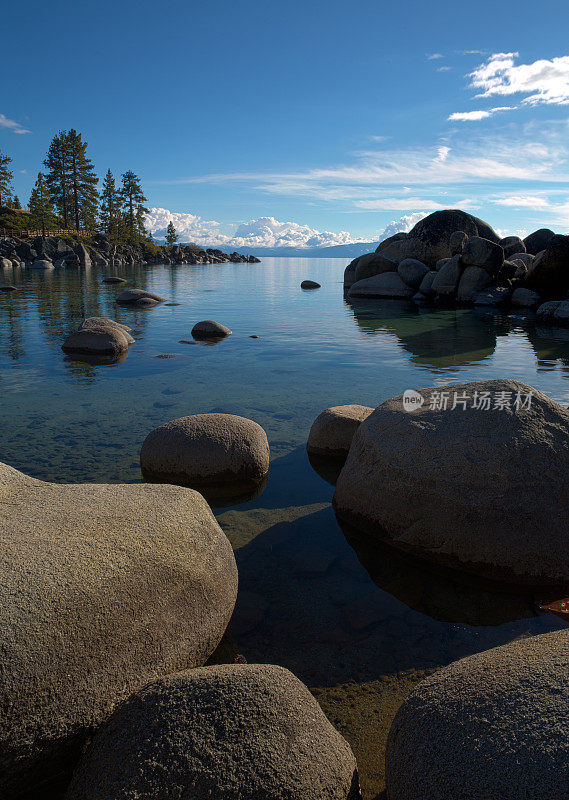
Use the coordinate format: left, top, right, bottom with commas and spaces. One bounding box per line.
146, 208, 427, 248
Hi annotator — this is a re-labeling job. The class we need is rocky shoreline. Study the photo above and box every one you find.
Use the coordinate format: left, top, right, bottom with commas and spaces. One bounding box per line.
0, 232, 260, 271
344, 209, 569, 326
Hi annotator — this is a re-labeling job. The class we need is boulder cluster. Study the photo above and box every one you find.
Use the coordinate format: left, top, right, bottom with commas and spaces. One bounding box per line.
344, 210, 569, 321
0, 233, 260, 271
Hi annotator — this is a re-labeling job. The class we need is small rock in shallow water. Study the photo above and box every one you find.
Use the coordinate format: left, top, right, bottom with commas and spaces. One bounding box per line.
0, 285, 17, 292
301, 280, 321, 289
116, 288, 165, 306
102, 276, 127, 284
191, 320, 232, 339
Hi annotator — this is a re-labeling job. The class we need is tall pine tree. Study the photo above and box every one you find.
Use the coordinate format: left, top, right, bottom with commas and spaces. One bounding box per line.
165, 220, 178, 246
44, 131, 71, 227
28, 173, 53, 238
0, 151, 14, 208
11, 195, 21, 210
120, 170, 148, 241
67, 129, 99, 231
99, 169, 120, 238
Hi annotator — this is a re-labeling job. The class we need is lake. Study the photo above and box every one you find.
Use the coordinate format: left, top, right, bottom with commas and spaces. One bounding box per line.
2, 256, 568, 799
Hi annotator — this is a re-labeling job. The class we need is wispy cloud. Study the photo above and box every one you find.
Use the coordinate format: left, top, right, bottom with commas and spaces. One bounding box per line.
0, 114, 31, 135
437, 66, 452, 73
448, 106, 516, 122
427, 53, 443, 60
470, 52, 569, 106
353, 197, 477, 211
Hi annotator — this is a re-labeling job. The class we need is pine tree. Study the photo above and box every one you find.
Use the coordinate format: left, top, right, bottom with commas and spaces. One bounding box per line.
67, 129, 99, 231
44, 131, 71, 227
0, 151, 14, 208
28, 173, 53, 238
99, 169, 121, 238
12, 195, 21, 210
120, 170, 148, 241
165, 220, 178, 246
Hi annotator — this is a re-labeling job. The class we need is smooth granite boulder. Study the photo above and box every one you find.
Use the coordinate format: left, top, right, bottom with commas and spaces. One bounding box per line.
29, 259, 54, 270
354, 252, 397, 282
102, 276, 127, 284
0, 284, 17, 291
511, 288, 541, 309
65, 664, 360, 800
307, 404, 374, 458
191, 320, 232, 339
524, 228, 555, 256
525, 234, 569, 297
377, 211, 499, 268
375, 231, 408, 254
343, 259, 359, 289
509, 252, 535, 268
536, 300, 569, 324
0, 256, 12, 269
333, 378, 569, 585
73, 243, 91, 268
471, 286, 512, 306
0, 461, 238, 798
456, 266, 492, 301
417, 270, 437, 297
499, 236, 526, 259
397, 258, 429, 289
140, 413, 270, 493
431, 254, 462, 297
385, 630, 569, 800
116, 288, 165, 306
348, 272, 414, 299
461, 236, 504, 273
301, 280, 321, 289
449, 230, 467, 256
62, 317, 135, 356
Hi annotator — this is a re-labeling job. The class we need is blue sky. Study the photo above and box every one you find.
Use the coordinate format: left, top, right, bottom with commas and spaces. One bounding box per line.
3, 0, 569, 246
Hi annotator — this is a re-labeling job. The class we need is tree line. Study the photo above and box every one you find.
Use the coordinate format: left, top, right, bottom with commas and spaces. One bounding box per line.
0, 132, 150, 243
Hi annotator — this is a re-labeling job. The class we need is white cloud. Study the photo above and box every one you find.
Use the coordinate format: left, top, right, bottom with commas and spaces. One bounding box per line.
469, 52, 569, 106
427, 53, 443, 60
491, 194, 551, 209
437, 66, 452, 73
378, 213, 429, 240
448, 106, 516, 122
354, 197, 477, 211
0, 114, 31, 135
145, 208, 359, 248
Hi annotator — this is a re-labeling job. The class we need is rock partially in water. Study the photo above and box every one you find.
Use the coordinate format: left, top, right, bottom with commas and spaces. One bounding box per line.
333, 378, 569, 586
348, 272, 415, 299
0, 284, 17, 291
301, 279, 321, 289
140, 413, 270, 499
116, 288, 165, 306
102, 276, 127, 284
536, 299, 569, 324
0, 461, 237, 798
65, 664, 360, 800
191, 320, 232, 339
62, 317, 134, 357
0, 256, 13, 269
29, 259, 54, 270
525, 234, 569, 297
385, 630, 569, 800
308, 404, 373, 459
511, 288, 541, 309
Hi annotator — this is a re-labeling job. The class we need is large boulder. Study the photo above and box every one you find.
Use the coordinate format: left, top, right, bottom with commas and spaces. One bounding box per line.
140, 413, 270, 494
354, 252, 397, 282
347, 271, 414, 299
536, 299, 569, 325
511, 288, 541, 309
62, 317, 134, 356
449, 230, 467, 256
417, 270, 437, 297
499, 235, 526, 259
397, 258, 429, 289
29, 259, 54, 270
65, 664, 360, 800
0, 461, 237, 798
333, 379, 569, 585
73, 243, 91, 268
385, 630, 569, 800
524, 228, 555, 256
307, 404, 373, 458
116, 288, 165, 306
471, 286, 511, 306
375, 231, 408, 254
456, 266, 492, 301
461, 236, 504, 273
525, 234, 569, 297
431, 254, 462, 297
377, 211, 499, 268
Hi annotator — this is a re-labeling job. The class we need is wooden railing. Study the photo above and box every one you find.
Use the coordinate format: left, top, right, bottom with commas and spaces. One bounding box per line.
0, 228, 89, 239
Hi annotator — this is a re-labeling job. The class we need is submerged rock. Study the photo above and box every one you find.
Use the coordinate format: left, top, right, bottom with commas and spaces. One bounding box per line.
191, 320, 232, 339
65, 664, 360, 800
385, 630, 569, 800
0, 461, 237, 798
102, 276, 127, 284
116, 288, 165, 306
140, 413, 270, 497
333, 378, 569, 586
307, 404, 373, 459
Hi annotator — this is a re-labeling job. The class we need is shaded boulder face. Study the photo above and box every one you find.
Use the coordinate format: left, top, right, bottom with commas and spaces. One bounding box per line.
431, 254, 463, 297
525, 234, 569, 297
524, 228, 555, 256
354, 252, 397, 282
307, 404, 374, 458
65, 664, 360, 800
0, 462, 238, 798
333, 379, 569, 586
397, 258, 429, 289
385, 630, 569, 800
377, 211, 499, 268
375, 231, 408, 254
348, 272, 415, 299
499, 235, 526, 259
140, 413, 270, 493
461, 236, 504, 274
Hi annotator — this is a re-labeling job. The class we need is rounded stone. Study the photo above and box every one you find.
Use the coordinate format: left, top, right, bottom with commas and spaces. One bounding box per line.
397, 258, 429, 289
65, 664, 360, 800
191, 320, 232, 339
140, 413, 270, 491
102, 276, 127, 284
301, 279, 321, 289
62, 317, 135, 356
0, 461, 237, 798
333, 378, 569, 586
307, 404, 374, 458
0, 285, 17, 292
385, 630, 569, 800
116, 288, 165, 306
29, 259, 54, 270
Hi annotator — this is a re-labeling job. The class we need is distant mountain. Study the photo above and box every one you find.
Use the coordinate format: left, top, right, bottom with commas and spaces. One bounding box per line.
176, 241, 379, 259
